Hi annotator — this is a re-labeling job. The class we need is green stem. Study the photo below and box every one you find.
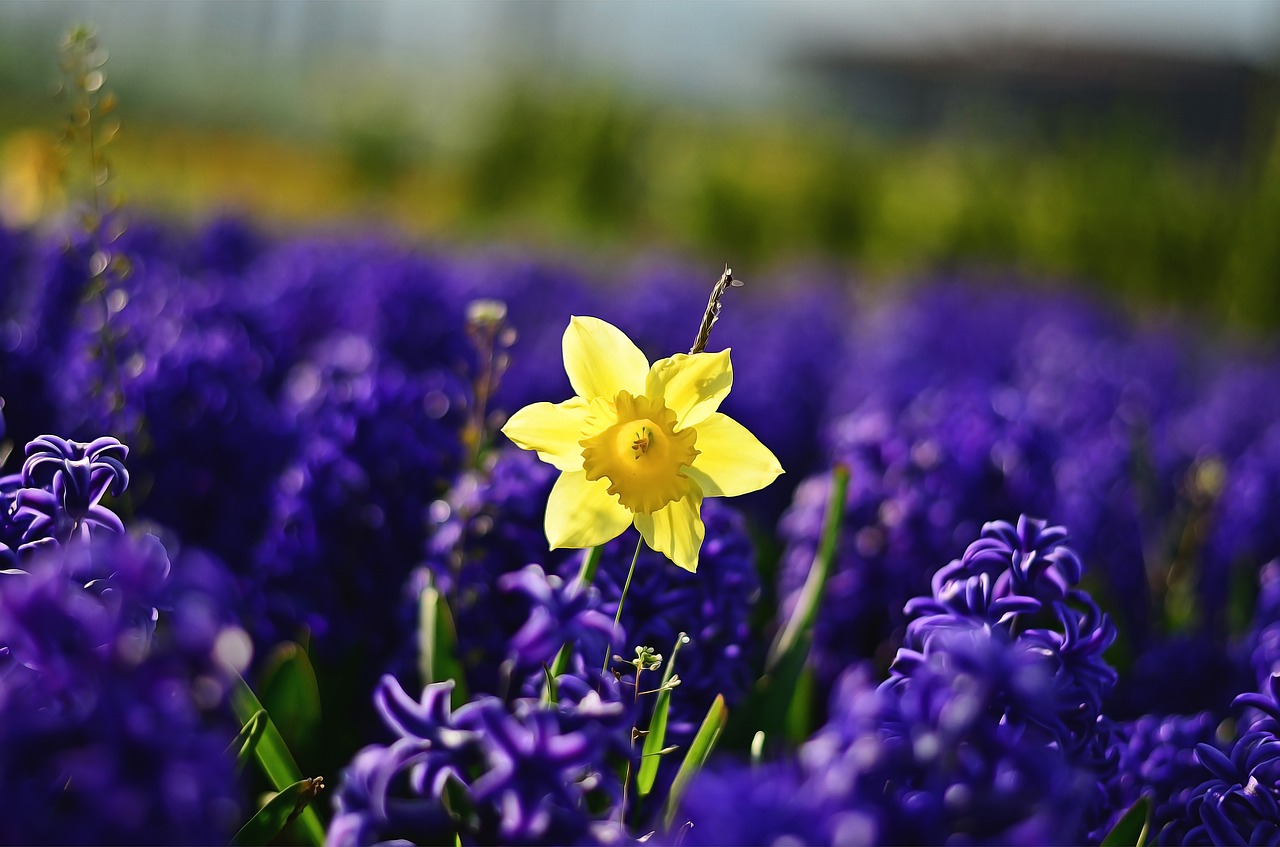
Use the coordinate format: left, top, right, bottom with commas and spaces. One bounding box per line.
602, 536, 644, 676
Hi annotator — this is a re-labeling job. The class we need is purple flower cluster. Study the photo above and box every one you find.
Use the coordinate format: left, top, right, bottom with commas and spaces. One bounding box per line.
1100, 711, 1225, 841
779, 278, 1280, 722
500, 563, 621, 676
0, 530, 245, 844
14, 213, 1280, 844
0, 421, 248, 843
0, 431, 130, 565
329, 675, 628, 846
675, 516, 1114, 845
408, 448, 761, 721
1155, 674, 1280, 844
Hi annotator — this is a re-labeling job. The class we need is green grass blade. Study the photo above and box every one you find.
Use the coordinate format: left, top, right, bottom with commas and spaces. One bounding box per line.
638, 632, 689, 798
227, 709, 268, 775
232, 777, 325, 847
766, 464, 849, 671
662, 694, 728, 830
744, 464, 848, 741
230, 674, 327, 846
1101, 795, 1151, 847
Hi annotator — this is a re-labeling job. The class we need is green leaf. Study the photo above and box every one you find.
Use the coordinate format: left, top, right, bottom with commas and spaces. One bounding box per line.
259, 642, 321, 756
230, 674, 327, 846
746, 464, 848, 741
1101, 795, 1151, 847
755, 629, 812, 743
232, 777, 325, 847
419, 574, 469, 708
662, 694, 728, 830
784, 664, 814, 742
227, 709, 268, 775
638, 632, 689, 798
766, 464, 850, 671
541, 644, 570, 705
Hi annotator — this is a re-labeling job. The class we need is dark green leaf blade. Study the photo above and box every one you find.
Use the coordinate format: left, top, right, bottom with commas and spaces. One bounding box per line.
229, 674, 327, 846
259, 642, 321, 756
1101, 795, 1151, 847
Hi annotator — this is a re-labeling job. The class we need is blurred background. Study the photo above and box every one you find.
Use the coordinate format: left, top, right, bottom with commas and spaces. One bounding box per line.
3, 0, 1280, 330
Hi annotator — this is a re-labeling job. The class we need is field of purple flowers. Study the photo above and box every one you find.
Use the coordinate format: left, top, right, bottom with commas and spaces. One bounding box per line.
5, 213, 1280, 846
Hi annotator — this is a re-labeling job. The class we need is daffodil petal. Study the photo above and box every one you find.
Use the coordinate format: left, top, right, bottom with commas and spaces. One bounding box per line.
645, 350, 732, 429
563, 316, 649, 400
684, 413, 784, 497
501, 398, 590, 471
545, 469, 633, 549
634, 492, 705, 572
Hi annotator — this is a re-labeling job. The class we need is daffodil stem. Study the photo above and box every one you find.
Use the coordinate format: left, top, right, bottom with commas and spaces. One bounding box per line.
602, 536, 645, 677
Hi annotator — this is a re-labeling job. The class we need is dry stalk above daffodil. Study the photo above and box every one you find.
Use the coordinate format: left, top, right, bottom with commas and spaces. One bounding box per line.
501, 287, 782, 573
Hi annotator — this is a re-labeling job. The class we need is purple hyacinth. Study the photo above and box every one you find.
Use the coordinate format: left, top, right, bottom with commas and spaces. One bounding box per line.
329, 675, 627, 846
1098, 712, 1225, 843
499, 563, 622, 677
674, 628, 1097, 845
251, 345, 466, 669
872, 625, 1101, 845
778, 395, 1060, 695
0, 433, 130, 566
405, 448, 566, 697
674, 517, 1111, 846
1155, 674, 1280, 845
897, 516, 1117, 765
0, 533, 245, 844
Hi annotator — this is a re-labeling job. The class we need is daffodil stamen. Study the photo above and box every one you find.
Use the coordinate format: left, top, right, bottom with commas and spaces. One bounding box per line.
580, 391, 698, 515
632, 427, 651, 458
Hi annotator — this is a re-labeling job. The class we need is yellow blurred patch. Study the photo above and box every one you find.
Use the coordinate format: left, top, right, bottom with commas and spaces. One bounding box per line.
0, 130, 64, 227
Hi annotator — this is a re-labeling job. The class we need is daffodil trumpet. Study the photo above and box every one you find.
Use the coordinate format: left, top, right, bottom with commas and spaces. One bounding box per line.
502, 314, 783, 573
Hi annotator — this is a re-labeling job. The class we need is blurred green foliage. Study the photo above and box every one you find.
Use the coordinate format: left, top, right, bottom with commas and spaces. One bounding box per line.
450, 84, 1280, 331
4, 71, 1280, 331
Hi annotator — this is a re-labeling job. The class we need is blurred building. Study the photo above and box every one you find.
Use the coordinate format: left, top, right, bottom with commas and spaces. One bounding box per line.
799, 39, 1277, 154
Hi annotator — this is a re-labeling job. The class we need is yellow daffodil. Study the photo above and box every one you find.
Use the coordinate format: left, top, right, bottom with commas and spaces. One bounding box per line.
501, 316, 783, 572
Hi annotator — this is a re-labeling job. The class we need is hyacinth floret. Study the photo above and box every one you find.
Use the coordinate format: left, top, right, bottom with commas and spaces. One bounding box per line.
373, 676, 476, 797
11, 434, 129, 546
